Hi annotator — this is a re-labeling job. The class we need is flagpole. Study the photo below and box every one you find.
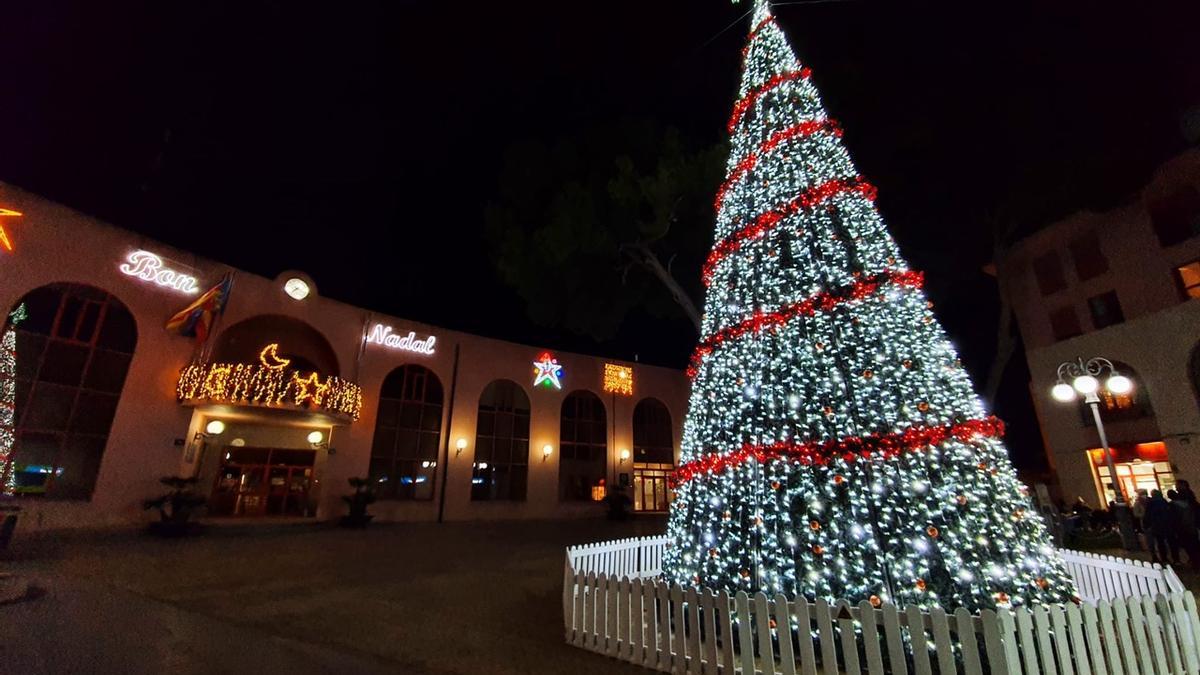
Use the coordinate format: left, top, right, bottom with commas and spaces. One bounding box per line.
199, 271, 235, 364
354, 312, 370, 383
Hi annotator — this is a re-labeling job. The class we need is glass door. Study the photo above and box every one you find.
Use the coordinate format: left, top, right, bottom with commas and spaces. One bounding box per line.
632, 462, 672, 512
211, 447, 316, 517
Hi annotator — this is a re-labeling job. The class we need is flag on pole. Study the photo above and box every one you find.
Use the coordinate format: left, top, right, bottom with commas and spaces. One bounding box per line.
165, 273, 233, 343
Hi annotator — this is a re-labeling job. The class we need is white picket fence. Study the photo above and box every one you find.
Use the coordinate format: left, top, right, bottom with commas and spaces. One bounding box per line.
563, 536, 1200, 674
1058, 548, 1185, 602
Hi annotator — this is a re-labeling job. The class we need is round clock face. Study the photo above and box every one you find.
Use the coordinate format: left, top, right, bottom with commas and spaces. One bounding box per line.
284, 277, 310, 300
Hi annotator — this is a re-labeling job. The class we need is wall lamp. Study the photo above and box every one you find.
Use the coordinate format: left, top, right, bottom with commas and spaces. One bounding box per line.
455, 438, 468, 457
542, 444, 554, 462
619, 448, 631, 464
195, 419, 225, 442
307, 430, 327, 449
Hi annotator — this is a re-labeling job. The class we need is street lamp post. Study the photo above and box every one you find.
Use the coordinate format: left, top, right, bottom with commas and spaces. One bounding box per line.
1051, 356, 1138, 550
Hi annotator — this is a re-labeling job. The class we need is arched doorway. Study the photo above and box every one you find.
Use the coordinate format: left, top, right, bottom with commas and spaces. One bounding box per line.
3, 283, 137, 499
631, 397, 673, 512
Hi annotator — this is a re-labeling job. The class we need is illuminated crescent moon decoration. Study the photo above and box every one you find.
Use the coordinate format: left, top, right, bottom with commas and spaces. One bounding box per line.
259, 343, 291, 370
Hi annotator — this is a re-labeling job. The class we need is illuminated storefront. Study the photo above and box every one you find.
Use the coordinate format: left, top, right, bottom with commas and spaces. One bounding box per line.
0, 183, 688, 530
1088, 442, 1176, 503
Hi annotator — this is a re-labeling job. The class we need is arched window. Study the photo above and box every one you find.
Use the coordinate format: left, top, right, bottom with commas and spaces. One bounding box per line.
1083, 361, 1151, 425
368, 365, 444, 500
633, 398, 674, 464
6, 283, 137, 499
472, 380, 529, 501
559, 390, 607, 501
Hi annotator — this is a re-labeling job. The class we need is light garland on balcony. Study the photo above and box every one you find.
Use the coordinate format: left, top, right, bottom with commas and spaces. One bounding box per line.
176, 356, 363, 420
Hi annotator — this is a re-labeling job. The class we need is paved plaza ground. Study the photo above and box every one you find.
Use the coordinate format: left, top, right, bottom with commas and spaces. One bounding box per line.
0, 517, 667, 674
4, 517, 1198, 675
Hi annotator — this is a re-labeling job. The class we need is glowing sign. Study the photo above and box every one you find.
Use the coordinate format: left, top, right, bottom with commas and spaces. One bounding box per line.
0, 208, 21, 253
603, 363, 633, 396
259, 344, 291, 370
533, 352, 563, 389
119, 250, 200, 294
365, 324, 437, 356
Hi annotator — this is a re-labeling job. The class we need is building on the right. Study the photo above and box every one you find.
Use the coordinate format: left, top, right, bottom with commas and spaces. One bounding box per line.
995, 148, 1200, 509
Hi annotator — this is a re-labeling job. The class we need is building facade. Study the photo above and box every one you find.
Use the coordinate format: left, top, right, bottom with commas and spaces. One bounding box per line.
996, 149, 1200, 508
0, 184, 689, 531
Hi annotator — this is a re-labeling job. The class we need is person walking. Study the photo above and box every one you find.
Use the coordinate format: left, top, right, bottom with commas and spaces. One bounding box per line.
1170, 489, 1200, 567
1144, 490, 1178, 566
1132, 489, 1149, 528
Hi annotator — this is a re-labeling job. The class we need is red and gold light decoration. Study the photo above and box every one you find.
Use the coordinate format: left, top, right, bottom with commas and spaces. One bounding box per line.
176, 343, 362, 420
602, 363, 634, 396
663, 0, 1074, 613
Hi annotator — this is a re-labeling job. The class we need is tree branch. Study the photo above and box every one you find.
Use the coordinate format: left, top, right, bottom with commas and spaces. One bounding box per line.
620, 242, 702, 333
983, 217, 1020, 406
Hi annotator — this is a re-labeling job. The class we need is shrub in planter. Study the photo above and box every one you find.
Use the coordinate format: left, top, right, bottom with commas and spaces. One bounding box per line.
143, 476, 207, 537
0, 503, 20, 551
340, 477, 376, 528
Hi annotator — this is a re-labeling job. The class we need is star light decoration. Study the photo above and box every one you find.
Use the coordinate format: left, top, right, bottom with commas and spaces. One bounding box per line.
0, 208, 23, 253
532, 352, 564, 390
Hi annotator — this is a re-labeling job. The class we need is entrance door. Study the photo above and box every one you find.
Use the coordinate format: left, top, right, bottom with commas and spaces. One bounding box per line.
211, 447, 316, 517
632, 462, 671, 512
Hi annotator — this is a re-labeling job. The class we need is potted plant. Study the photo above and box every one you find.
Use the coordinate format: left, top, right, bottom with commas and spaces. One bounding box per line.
340, 477, 376, 528
143, 476, 207, 537
0, 501, 19, 551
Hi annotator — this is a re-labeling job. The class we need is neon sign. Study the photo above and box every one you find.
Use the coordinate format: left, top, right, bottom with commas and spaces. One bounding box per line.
365, 324, 437, 356
119, 250, 200, 294
0, 208, 21, 253
533, 352, 563, 389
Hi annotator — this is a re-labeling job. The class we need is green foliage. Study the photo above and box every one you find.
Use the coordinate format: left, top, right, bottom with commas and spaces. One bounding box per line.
341, 477, 376, 526
486, 120, 726, 340
143, 475, 206, 524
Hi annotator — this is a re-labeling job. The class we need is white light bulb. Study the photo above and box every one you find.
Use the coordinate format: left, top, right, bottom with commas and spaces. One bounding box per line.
1051, 382, 1076, 402
1072, 374, 1099, 395
205, 420, 226, 435
1106, 374, 1132, 395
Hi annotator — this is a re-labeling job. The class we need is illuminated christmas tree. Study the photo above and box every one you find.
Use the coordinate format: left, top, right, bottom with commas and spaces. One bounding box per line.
0, 304, 24, 495
664, 1, 1074, 611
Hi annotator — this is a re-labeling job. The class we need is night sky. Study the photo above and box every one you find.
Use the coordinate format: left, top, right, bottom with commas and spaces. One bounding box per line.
3, 0, 1197, 470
